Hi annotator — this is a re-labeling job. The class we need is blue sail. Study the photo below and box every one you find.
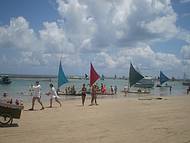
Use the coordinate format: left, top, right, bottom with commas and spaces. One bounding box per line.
160, 71, 169, 85
58, 61, 68, 88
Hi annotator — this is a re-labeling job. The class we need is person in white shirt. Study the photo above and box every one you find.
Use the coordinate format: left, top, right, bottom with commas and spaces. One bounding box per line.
29, 81, 44, 110
46, 83, 62, 108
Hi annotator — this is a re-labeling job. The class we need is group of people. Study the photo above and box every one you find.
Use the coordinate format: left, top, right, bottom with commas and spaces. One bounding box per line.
29, 81, 62, 110
99, 83, 117, 95
0, 92, 23, 105
81, 83, 118, 106
81, 83, 98, 106
64, 85, 76, 95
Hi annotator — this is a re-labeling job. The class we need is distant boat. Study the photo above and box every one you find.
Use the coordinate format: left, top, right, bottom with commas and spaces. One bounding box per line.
182, 73, 190, 86
156, 71, 170, 87
182, 81, 190, 86
0, 75, 12, 84
134, 76, 154, 88
128, 63, 144, 87
100, 74, 104, 80
84, 74, 89, 80
127, 63, 150, 93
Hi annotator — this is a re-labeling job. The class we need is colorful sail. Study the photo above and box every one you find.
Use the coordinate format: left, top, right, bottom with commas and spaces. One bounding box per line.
58, 60, 68, 88
129, 63, 144, 87
160, 71, 169, 85
90, 63, 100, 86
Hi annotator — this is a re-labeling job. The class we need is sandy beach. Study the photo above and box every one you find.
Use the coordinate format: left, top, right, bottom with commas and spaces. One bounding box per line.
0, 94, 190, 143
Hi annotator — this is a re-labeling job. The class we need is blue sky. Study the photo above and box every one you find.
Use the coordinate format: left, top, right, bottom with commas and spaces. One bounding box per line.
0, 0, 190, 78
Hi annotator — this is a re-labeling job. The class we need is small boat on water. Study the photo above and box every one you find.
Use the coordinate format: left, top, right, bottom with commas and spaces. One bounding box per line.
156, 71, 170, 87
182, 73, 190, 86
127, 63, 151, 94
182, 80, 190, 86
134, 76, 154, 88
0, 75, 12, 84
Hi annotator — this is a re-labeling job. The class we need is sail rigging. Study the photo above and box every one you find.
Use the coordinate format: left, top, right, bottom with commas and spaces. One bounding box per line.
58, 60, 68, 88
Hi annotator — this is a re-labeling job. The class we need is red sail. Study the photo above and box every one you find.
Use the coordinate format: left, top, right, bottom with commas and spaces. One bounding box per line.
90, 63, 100, 86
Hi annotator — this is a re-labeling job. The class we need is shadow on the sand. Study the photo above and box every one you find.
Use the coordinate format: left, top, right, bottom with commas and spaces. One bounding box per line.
0, 123, 19, 128
45, 106, 58, 108
24, 109, 39, 111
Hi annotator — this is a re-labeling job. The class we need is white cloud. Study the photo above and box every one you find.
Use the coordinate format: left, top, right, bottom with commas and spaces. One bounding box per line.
39, 21, 75, 54
0, 0, 188, 77
89, 45, 182, 76
180, 0, 190, 3
0, 17, 37, 50
178, 29, 190, 44
57, 0, 96, 51
181, 45, 190, 59
56, 0, 178, 49
141, 14, 178, 39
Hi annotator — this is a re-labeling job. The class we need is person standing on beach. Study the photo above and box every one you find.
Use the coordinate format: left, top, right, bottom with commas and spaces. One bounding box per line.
29, 81, 44, 110
81, 84, 87, 106
187, 86, 190, 95
110, 85, 114, 94
169, 86, 172, 94
46, 83, 62, 108
124, 85, 128, 96
90, 84, 98, 106
114, 85, 117, 94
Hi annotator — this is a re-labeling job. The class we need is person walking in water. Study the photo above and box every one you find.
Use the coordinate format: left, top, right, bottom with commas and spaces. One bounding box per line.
46, 83, 62, 108
81, 84, 87, 106
29, 81, 44, 110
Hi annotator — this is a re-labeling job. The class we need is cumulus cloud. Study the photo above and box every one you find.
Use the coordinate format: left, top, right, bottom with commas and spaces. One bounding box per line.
89, 45, 181, 76
56, 0, 178, 48
0, 0, 188, 77
181, 45, 190, 59
0, 17, 37, 50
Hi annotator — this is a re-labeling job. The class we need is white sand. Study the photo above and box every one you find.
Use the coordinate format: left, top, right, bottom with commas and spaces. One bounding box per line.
0, 95, 190, 143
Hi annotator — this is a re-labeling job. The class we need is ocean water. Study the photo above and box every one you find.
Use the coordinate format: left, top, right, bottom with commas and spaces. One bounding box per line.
0, 78, 188, 103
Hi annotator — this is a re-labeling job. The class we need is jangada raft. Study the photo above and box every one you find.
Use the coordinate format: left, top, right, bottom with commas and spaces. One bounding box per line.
126, 63, 150, 94
0, 102, 24, 125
